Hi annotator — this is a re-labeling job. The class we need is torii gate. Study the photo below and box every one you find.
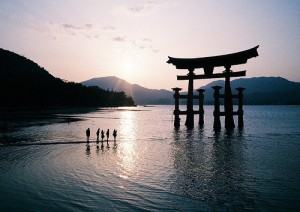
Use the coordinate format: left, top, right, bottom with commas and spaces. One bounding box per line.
167, 46, 259, 129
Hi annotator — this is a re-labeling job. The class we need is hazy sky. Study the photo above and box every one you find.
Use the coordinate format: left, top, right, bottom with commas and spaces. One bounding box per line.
1, 0, 299, 90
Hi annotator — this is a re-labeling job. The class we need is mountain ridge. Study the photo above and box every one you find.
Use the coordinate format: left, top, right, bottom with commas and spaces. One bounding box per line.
82, 76, 300, 105
82, 76, 173, 105
201, 76, 300, 104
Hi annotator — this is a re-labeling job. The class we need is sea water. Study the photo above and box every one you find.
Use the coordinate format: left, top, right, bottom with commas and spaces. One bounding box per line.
0, 105, 299, 211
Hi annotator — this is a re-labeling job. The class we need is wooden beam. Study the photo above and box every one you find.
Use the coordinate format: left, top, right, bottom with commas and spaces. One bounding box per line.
218, 94, 239, 99
177, 71, 246, 80
167, 46, 259, 69
178, 95, 199, 99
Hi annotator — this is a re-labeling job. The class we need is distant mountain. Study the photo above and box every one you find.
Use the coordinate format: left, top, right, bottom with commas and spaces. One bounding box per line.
82, 76, 300, 105
82, 76, 173, 105
200, 77, 300, 105
0, 48, 135, 109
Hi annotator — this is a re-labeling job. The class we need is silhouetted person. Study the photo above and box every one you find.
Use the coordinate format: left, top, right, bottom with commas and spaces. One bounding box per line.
86, 128, 90, 142
113, 129, 117, 141
96, 128, 100, 142
101, 130, 105, 141
106, 129, 110, 146
106, 129, 110, 142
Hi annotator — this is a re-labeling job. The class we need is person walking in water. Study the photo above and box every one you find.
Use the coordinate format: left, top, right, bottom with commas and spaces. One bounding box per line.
113, 129, 117, 141
106, 129, 110, 141
96, 128, 100, 142
101, 130, 105, 142
106, 129, 110, 146
86, 128, 90, 143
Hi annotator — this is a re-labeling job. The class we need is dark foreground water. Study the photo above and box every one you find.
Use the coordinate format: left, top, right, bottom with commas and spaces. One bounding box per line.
0, 105, 300, 211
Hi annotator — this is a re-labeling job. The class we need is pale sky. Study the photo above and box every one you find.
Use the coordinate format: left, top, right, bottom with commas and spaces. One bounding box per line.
0, 0, 299, 90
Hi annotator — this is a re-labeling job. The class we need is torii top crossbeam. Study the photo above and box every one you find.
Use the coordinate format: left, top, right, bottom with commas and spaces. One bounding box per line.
167, 46, 259, 74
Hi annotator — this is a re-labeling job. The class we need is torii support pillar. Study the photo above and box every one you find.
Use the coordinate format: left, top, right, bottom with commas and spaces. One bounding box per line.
236, 87, 245, 128
172, 87, 182, 128
185, 68, 195, 127
212, 86, 222, 131
196, 89, 205, 127
224, 66, 235, 130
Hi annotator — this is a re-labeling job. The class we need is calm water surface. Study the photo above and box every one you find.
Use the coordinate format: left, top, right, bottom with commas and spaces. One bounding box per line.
0, 105, 300, 211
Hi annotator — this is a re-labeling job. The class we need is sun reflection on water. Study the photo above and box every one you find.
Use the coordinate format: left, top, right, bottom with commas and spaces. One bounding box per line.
119, 110, 137, 141
118, 110, 138, 175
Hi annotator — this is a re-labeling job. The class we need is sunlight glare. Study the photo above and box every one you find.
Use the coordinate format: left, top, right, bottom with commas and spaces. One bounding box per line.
118, 111, 137, 173
120, 57, 137, 78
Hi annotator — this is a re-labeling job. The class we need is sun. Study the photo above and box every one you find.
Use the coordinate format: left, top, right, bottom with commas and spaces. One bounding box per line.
120, 57, 137, 77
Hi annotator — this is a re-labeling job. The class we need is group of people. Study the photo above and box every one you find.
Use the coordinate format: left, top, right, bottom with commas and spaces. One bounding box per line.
85, 128, 117, 150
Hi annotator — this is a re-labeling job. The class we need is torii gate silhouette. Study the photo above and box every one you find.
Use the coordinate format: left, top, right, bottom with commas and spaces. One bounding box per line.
167, 46, 259, 130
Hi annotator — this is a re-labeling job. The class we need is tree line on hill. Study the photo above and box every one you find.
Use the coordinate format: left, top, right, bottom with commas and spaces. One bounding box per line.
0, 48, 135, 109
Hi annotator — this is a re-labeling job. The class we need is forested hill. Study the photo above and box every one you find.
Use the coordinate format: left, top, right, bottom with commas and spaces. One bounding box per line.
0, 48, 135, 109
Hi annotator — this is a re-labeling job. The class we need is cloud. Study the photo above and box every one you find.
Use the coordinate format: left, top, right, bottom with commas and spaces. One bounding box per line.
127, 5, 148, 14
62, 23, 93, 31
62, 23, 96, 38
115, 0, 177, 16
142, 38, 152, 42
102, 26, 116, 31
27, 22, 100, 40
110, 35, 158, 54
112, 36, 127, 42
130, 38, 159, 53
115, 1, 157, 16
28, 21, 159, 53
26, 22, 59, 40
61, 23, 100, 39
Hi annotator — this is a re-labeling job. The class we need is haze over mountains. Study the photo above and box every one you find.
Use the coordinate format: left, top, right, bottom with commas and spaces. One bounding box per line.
82, 76, 173, 105
82, 76, 300, 105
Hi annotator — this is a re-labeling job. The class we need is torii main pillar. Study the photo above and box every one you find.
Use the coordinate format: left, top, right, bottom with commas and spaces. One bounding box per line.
224, 66, 235, 130
186, 68, 195, 127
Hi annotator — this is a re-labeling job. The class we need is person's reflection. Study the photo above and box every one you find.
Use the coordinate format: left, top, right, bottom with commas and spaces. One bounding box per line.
101, 141, 104, 152
113, 140, 118, 149
96, 144, 100, 155
86, 144, 91, 157
112, 140, 118, 154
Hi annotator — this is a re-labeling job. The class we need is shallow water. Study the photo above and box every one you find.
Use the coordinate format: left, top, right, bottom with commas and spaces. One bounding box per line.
0, 105, 300, 211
